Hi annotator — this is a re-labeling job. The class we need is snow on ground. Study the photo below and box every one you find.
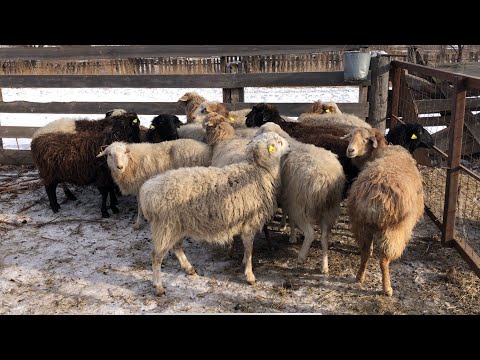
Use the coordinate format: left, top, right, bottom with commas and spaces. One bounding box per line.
1, 86, 478, 314
0, 87, 358, 149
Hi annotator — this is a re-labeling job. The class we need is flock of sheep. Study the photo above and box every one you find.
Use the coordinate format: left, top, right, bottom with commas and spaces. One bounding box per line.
29, 91, 435, 297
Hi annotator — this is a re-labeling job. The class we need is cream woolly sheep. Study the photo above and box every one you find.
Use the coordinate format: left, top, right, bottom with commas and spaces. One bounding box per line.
297, 100, 370, 129
177, 91, 207, 124
191, 101, 251, 129
139, 131, 290, 295
256, 122, 345, 271
177, 123, 207, 142
97, 139, 212, 229
344, 127, 424, 296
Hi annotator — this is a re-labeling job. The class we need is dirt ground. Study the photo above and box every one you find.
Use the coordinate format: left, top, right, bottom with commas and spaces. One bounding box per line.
0, 165, 479, 315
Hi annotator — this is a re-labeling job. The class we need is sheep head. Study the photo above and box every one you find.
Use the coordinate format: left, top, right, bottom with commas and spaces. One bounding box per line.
245, 103, 283, 128
177, 92, 207, 124
110, 112, 141, 144
146, 114, 181, 143
344, 128, 381, 159
97, 142, 131, 174
386, 123, 434, 154
191, 101, 229, 123
246, 131, 290, 169
204, 112, 235, 145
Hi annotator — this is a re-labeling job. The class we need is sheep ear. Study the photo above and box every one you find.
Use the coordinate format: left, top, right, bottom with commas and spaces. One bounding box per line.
178, 95, 189, 102
329, 106, 336, 112
205, 104, 215, 113
97, 149, 107, 157
125, 147, 130, 154
370, 135, 378, 148
340, 133, 352, 140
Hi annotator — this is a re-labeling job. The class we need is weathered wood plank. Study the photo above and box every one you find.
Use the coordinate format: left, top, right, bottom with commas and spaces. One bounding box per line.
0, 45, 367, 61
0, 126, 38, 138
416, 98, 480, 113
0, 149, 33, 165
392, 60, 462, 82
367, 55, 390, 132
0, 72, 370, 88
0, 101, 369, 118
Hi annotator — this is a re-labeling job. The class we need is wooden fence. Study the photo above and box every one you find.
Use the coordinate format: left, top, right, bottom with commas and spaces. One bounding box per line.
390, 60, 480, 278
0, 45, 378, 164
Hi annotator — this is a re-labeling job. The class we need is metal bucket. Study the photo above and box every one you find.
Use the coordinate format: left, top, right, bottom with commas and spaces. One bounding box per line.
343, 51, 371, 81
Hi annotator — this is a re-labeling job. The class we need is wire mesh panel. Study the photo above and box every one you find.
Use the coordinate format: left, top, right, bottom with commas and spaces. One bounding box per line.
391, 60, 480, 277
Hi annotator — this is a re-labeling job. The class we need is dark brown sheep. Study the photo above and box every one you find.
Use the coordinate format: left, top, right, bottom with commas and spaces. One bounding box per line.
31, 113, 141, 218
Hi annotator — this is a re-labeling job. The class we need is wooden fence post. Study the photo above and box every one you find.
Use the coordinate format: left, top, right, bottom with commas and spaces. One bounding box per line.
223, 59, 244, 105
367, 54, 390, 133
389, 66, 402, 128
442, 76, 467, 247
358, 47, 370, 109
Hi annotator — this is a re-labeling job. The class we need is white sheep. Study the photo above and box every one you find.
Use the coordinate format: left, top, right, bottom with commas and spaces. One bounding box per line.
139, 131, 290, 295
344, 127, 424, 296
298, 100, 371, 129
256, 123, 345, 272
97, 139, 212, 229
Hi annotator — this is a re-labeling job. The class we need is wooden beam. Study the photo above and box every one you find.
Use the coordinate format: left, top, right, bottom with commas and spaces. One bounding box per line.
452, 237, 480, 278
367, 55, 390, 132
0, 149, 33, 165
442, 77, 467, 246
0, 101, 369, 118
0, 126, 38, 138
0, 72, 370, 88
416, 98, 480, 113
0, 45, 367, 61
392, 60, 465, 82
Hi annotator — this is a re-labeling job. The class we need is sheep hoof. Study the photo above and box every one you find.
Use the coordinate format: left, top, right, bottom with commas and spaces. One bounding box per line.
297, 257, 305, 265
384, 287, 393, 297
133, 222, 140, 230
320, 266, 329, 274
111, 205, 119, 214
101, 211, 110, 218
155, 287, 166, 296
65, 193, 77, 201
185, 267, 197, 276
356, 274, 366, 283
246, 274, 256, 285
279, 225, 287, 232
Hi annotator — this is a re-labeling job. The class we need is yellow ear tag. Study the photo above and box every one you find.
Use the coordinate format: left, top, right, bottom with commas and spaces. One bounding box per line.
411, 134, 418, 140
149, 125, 155, 130
133, 119, 138, 124
229, 117, 235, 123
268, 145, 276, 153
325, 109, 330, 113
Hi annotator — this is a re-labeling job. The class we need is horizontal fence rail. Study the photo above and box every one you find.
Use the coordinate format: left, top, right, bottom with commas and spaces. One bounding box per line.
0, 45, 366, 61
0, 72, 370, 88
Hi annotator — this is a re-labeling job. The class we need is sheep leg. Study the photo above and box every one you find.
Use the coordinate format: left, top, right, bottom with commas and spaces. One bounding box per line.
109, 188, 119, 214
97, 187, 110, 218
279, 211, 287, 231
297, 223, 315, 265
380, 255, 393, 297
133, 197, 145, 230
262, 224, 273, 250
152, 248, 168, 296
289, 219, 298, 244
45, 183, 60, 213
61, 183, 77, 201
241, 233, 256, 285
356, 237, 373, 283
172, 241, 196, 276
319, 220, 330, 274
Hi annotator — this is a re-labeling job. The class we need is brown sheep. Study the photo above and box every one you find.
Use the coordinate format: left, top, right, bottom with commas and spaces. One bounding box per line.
344, 127, 424, 297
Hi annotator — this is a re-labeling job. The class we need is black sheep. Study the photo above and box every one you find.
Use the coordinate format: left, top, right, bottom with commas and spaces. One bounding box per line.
386, 123, 435, 154
145, 114, 182, 143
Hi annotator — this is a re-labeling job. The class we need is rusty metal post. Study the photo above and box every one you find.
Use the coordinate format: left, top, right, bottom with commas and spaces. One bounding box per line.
389, 66, 402, 129
442, 76, 467, 246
